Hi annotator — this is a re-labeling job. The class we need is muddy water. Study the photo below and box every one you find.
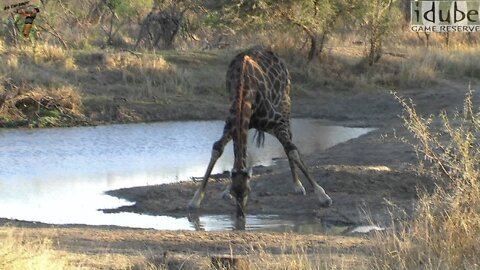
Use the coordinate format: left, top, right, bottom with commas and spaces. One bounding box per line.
0, 119, 374, 231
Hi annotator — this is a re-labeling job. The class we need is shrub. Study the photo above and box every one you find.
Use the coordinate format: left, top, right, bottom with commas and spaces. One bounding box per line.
373, 90, 480, 269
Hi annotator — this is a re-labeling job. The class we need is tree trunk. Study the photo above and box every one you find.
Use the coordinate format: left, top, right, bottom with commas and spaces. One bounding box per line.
307, 34, 318, 62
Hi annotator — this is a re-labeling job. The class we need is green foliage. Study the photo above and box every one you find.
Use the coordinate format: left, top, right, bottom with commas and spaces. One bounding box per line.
105, 0, 122, 10
203, 0, 365, 61
203, 11, 222, 27
358, 0, 402, 65
106, 0, 153, 17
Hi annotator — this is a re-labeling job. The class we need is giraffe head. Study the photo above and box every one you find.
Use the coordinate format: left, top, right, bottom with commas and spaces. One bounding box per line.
230, 168, 252, 218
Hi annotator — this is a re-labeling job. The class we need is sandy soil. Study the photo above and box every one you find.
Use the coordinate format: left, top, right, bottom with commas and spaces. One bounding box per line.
2, 80, 477, 269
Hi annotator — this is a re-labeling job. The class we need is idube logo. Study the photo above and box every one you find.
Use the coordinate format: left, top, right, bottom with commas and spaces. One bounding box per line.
411, 1, 480, 32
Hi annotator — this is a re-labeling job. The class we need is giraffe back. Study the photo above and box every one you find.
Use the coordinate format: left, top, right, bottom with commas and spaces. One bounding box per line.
226, 47, 292, 133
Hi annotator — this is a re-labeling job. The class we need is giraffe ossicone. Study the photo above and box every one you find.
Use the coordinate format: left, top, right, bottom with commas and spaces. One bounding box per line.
188, 46, 332, 217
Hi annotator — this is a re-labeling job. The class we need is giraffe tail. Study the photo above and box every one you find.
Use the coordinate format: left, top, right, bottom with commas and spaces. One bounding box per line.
253, 129, 265, 148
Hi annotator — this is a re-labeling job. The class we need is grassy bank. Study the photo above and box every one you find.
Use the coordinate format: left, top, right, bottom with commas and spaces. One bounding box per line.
2, 35, 480, 128
0, 43, 230, 127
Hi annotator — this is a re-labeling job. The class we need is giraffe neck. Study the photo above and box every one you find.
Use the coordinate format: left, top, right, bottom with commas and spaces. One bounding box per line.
232, 55, 255, 171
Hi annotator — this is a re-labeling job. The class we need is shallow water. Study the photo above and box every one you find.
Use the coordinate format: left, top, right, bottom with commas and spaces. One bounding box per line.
0, 119, 374, 231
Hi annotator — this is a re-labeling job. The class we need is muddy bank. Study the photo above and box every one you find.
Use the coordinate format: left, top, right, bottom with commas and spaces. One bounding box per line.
2, 76, 471, 129
80, 81, 472, 127
104, 126, 433, 226
101, 82, 478, 226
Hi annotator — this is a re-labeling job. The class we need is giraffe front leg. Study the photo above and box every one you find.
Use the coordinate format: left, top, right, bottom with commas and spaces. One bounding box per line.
189, 120, 232, 210
293, 179, 306, 195
188, 149, 220, 209
188, 131, 231, 209
189, 189, 205, 209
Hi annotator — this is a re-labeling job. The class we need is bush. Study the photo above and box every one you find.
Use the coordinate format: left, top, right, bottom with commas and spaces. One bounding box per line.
373, 90, 480, 269
0, 85, 84, 127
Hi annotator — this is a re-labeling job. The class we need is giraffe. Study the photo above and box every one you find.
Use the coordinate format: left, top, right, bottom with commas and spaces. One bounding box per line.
188, 46, 332, 217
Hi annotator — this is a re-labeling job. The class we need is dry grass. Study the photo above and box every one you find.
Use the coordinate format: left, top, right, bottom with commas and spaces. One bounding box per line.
372, 90, 480, 269
0, 225, 371, 270
430, 45, 480, 78
0, 42, 77, 88
0, 228, 70, 270
256, 31, 480, 91
32, 44, 77, 70
155, 238, 368, 270
250, 247, 368, 270
0, 84, 84, 127
8, 43, 78, 70
396, 45, 480, 88
0, 39, 5, 54
0, 39, 230, 125
102, 51, 194, 99
396, 49, 438, 88
0, 227, 165, 270
3, 32, 480, 126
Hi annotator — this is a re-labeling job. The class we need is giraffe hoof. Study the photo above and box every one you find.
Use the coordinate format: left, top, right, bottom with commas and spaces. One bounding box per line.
221, 190, 234, 201
188, 190, 204, 210
319, 197, 333, 207
293, 184, 306, 195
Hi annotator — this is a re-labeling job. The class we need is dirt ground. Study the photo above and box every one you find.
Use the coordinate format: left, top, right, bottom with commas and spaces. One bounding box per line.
2, 80, 478, 269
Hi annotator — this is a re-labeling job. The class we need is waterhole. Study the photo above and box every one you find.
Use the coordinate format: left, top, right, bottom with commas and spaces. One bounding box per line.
0, 119, 374, 231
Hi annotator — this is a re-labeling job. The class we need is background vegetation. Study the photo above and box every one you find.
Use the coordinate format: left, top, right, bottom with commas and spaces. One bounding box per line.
372, 91, 480, 270
1, 0, 480, 127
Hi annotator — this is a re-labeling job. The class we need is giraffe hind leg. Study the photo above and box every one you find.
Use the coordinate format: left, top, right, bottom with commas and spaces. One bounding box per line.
289, 148, 332, 207
288, 158, 306, 195
268, 123, 305, 195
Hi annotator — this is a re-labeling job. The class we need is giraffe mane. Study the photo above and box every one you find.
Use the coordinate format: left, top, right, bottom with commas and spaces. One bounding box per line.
235, 55, 248, 165
235, 55, 265, 169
